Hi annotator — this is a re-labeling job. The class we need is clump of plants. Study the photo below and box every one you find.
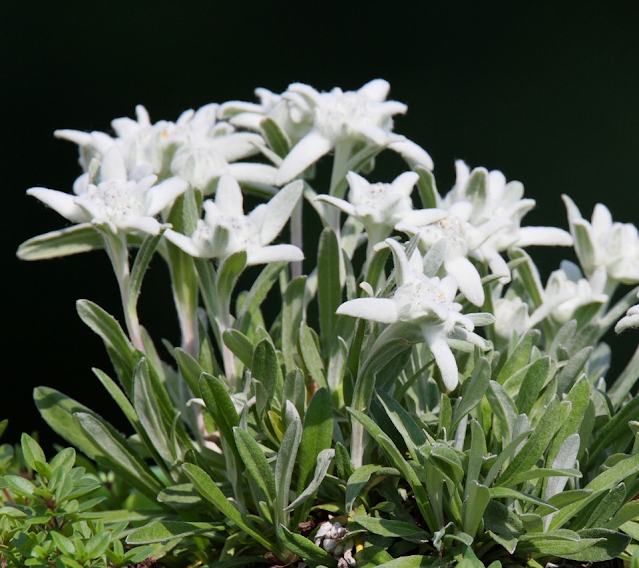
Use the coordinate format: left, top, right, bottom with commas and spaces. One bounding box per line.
11, 79, 639, 567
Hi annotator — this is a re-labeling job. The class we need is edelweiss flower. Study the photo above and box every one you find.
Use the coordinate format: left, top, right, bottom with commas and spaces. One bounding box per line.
397, 162, 573, 306
166, 103, 278, 191
544, 261, 608, 324
164, 175, 304, 265
314, 521, 356, 568
27, 146, 187, 235
316, 170, 419, 247
616, 293, 639, 333
336, 239, 492, 391
222, 80, 433, 185
563, 195, 639, 286
397, 200, 510, 307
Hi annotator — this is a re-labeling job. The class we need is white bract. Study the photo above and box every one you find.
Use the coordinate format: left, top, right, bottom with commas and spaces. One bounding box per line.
222, 80, 433, 185
616, 292, 639, 333
57, 103, 277, 192
165, 175, 304, 265
544, 261, 608, 324
564, 195, 639, 286
398, 162, 573, 306
316, 171, 419, 247
336, 239, 492, 391
27, 146, 187, 235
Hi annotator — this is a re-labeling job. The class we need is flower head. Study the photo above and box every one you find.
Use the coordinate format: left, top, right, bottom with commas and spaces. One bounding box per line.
222, 80, 433, 185
564, 195, 639, 285
316, 170, 419, 246
27, 146, 187, 235
164, 175, 304, 265
336, 239, 492, 391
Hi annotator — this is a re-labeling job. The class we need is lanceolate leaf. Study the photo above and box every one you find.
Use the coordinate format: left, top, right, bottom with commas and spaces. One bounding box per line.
234, 426, 277, 505
317, 228, 342, 351
127, 521, 225, 544
275, 412, 302, 530
17, 224, 104, 260
277, 525, 337, 568
75, 412, 163, 501
352, 515, 429, 543
282, 276, 307, 372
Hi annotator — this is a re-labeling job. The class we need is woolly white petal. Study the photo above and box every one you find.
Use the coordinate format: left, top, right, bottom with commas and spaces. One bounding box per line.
388, 139, 434, 170
427, 335, 459, 391
217, 133, 264, 162
247, 244, 304, 265
336, 298, 398, 324
227, 162, 278, 186
27, 188, 87, 223
276, 131, 333, 185
357, 79, 391, 102
215, 175, 244, 216
315, 194, 357, 217
147, 176, 188, 215
164, 229, 205, 257
258, 180, 303, 244
444, 256, 484, 306
515, 227, 573, 247
122, 216, 163, 236
391, 171, 420, 196
100, 147, 128, 182
399, 208, 447, 227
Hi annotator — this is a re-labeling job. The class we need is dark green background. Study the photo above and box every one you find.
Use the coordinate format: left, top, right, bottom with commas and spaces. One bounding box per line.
3, 1, 639, 448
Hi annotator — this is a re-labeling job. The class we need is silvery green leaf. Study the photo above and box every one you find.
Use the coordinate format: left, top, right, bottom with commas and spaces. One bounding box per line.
17, 224, 104, 260
486, 380, 518, 443
463, 480, 490, 538
483, 429, 533, 487
182, 463, 279, 556
318, 228, 342, 349
489, 487, 557, 515
560, 528, 630, 563
545, 434, 581, 501
584, 395, 639, 471
352, 515, 429, 544
465, 420, 485, 499
127, 521, 225, 544
234, 427, 276, 505
508, 248, 544, 308
298, 322, 328, 390
345, 464, 382, 513
216, 250, 247, 317
282, 275, 307, 372
222, 330, 254, 369
572, 219, 596, 275
452, 357, 491, 430
286, 448, 334, 512
557, 347, 592, 394
276, 525, 338, 568
275, 415, 302, 530
252, 338, 281, 417
583, 483, 626, 529
261, 117, 291, 158
515, 357, 551, 415
497, 397, 571, 487
157, 484, 203, 510
496, 330, 535, 385
75, 411, 163, 501
548, 319, 578, 359
237, 262, 288, 331
415, 166, 439, 209
76, 299, 137, 394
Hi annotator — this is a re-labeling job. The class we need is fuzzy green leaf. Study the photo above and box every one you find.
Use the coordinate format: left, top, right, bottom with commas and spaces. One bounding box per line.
318, 228, 342, 348
127, 520, 224, 544
282, 276, 307, 372
234, 427, 277, 504
17, 224, 104, 260
277, 525, 338, 568
352, 515, 429, 543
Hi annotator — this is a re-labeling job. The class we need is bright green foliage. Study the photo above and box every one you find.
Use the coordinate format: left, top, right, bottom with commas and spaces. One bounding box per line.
0, 432, 156, 567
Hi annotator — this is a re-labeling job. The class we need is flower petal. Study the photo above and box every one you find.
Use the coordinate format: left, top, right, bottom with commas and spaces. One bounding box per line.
164, 229, 205, 257
336, 298, 398, 324
227, 162, 278, 185
276, 131, 333, 185
27, 188, 87, 223
215, 175, 244, 216
387, 139, 434, 170
515, 227, 573, 247
147, 176, 188, 215
357, 79, 390, 102
315, 194, 357, 217
426, 335, 459, 391
100, 146, 128, 182
122, 216, 163, 235
247, 244, 304, 265
257, 180, 303, 244
391, 171, 420, 196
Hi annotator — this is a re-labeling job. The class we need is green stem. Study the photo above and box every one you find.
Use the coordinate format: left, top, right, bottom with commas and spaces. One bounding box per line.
608, 340, 639, 409
103, 232, 145, 352
290, 198, 303, 279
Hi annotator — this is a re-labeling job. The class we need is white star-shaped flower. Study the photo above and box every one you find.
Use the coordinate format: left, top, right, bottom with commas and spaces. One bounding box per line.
564, 194, 639, 285
544, 261, 608, 324
336, 239, 492, 391
221, 80, 432, 185
27, 146, 187, 235
164, 175, 304, 265
316, 170, 419, 247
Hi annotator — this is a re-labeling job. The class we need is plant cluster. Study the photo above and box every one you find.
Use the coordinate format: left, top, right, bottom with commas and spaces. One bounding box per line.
13, 79, 639, 567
